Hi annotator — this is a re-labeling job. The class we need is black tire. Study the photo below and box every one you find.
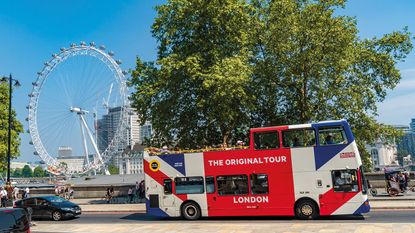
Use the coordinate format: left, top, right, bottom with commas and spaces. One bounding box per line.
295, 199, 319, 220
370, 188, 378, 196
52, 211, 62, 221
181, 202, 201, 220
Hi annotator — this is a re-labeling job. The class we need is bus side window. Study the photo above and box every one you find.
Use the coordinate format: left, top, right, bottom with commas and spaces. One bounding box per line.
163, 179, 173, 194
174, 177, 204, 194
217, 175, 248, 195
282, 128, 316, 148
250, 174, 269, 194
206, 176, 215, 194
254, 131, 279, 150
318, 126, 348, 146
331, 170, 358, 192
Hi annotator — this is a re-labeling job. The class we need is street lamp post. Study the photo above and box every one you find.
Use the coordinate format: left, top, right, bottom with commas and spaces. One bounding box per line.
1, 74, 20, 186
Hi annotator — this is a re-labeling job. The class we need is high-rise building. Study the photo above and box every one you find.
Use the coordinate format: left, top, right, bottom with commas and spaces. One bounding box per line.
96, 107, 152, 174
393, 124, 415, 165
140, 123, 152, 144
97, 107, 152, 151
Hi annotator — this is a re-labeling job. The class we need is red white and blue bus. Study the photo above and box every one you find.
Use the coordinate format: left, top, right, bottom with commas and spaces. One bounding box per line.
144, 120, 370, 220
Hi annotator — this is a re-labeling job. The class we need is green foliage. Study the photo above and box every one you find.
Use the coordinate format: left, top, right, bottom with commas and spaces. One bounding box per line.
129, 0, 413, 165
33, 166, 45, 177
21, 165, 33, 177
108, 164, 119, 175
0, 81, 23, 170
130, 0, 255, 147
12, 168, 21, 178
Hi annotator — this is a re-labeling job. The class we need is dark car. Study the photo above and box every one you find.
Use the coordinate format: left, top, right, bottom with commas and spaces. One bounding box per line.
0, 208, 30, 233
14, 196, 81, 221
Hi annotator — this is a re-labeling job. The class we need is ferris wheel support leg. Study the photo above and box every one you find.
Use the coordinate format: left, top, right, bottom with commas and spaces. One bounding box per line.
79, 116, 90, 166
79, 115, 110, 175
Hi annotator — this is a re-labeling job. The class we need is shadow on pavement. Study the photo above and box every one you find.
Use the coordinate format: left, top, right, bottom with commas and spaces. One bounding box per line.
120, 213, 365, 222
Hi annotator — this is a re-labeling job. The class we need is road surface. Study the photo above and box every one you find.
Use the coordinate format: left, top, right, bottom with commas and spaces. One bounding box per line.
32, 210, 415, 233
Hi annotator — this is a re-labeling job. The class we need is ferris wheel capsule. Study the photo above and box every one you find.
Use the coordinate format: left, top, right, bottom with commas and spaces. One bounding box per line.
90, 42, 95, 47
108, 51, 115, 56
122, 70, 128, 75
60, 47, 66, 51
70, 43, 76, 48
80, 41, 86, 46
99, 45, 106, 50
116, 59, 122, 65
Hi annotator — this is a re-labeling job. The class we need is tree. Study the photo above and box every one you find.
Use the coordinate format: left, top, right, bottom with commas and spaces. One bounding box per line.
250, 0, 412, 167
12, 168, 21, 178
130, 0, 412, 167
33, 166, 45, 177
130, 0, 255, 148
108, 164, 119, 175
0, 82, 23, 170
21, 165, 33, 178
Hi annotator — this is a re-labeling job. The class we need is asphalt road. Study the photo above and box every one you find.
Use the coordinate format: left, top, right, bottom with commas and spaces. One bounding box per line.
33, 209, 415, 225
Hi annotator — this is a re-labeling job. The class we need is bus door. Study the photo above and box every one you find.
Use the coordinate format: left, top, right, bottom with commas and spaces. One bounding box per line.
162, 179, 175, 207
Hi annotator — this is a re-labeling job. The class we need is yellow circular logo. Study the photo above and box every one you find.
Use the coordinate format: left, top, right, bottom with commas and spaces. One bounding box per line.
149, 160, 160, 172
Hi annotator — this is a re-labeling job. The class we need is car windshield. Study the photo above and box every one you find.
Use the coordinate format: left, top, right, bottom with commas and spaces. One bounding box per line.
43, 196, 67, 203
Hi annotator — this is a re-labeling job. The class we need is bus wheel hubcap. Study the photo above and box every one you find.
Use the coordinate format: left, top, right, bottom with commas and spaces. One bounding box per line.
186, 206, 196, 216
301, 205, 313, 216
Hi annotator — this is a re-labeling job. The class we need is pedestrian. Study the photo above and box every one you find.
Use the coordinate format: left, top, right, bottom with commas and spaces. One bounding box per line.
138, 180, 145, 201
13, 186, 19, 200
25, 187, 30, 198
135, 181, 139, 194
128, 187, 133, 203
54, 186, 59, 196
106, 186, 113, 203
0, 187, 8, 207
69, 188, 74, 200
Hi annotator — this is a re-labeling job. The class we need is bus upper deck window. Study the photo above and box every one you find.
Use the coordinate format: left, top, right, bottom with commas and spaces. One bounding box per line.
318, 126, 348, 146
282, 128, 316, 148
164, 179, 173, 194
254, 131, 279, 150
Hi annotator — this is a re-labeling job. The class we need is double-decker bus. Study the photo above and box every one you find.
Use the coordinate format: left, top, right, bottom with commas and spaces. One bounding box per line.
144, 120, 370, 220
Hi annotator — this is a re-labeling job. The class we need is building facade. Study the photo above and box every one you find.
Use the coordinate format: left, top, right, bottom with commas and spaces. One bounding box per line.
118, 144, 145, 175
366, 140, 398, 171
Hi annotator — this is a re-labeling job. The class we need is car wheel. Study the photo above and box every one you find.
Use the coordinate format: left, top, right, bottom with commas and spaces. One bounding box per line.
295, 199, 319, 220
181, 202, 201, 220
52, 211, 62, 221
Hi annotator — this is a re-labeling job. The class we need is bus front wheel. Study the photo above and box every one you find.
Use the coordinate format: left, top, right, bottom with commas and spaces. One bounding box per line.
181, 202, 201, 220
295, 199, 319, 220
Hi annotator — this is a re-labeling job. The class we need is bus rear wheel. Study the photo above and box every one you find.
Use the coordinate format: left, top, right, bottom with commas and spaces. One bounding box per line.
295, 199, 319, 220
181, 202, 201, 220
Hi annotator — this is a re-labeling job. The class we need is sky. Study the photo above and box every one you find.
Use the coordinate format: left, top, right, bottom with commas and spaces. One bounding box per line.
0, 0, 415, 163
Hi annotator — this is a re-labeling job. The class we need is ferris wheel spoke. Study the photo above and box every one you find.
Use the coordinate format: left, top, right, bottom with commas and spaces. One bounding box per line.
29, 43, 128, 175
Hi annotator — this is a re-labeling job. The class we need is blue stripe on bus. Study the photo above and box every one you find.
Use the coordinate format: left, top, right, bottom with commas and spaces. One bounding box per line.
146, 198, 170, 217
312, 120, 352, 170
158, 153, 186, 176
313, 144, 349, 170
353, 200, 370, 215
